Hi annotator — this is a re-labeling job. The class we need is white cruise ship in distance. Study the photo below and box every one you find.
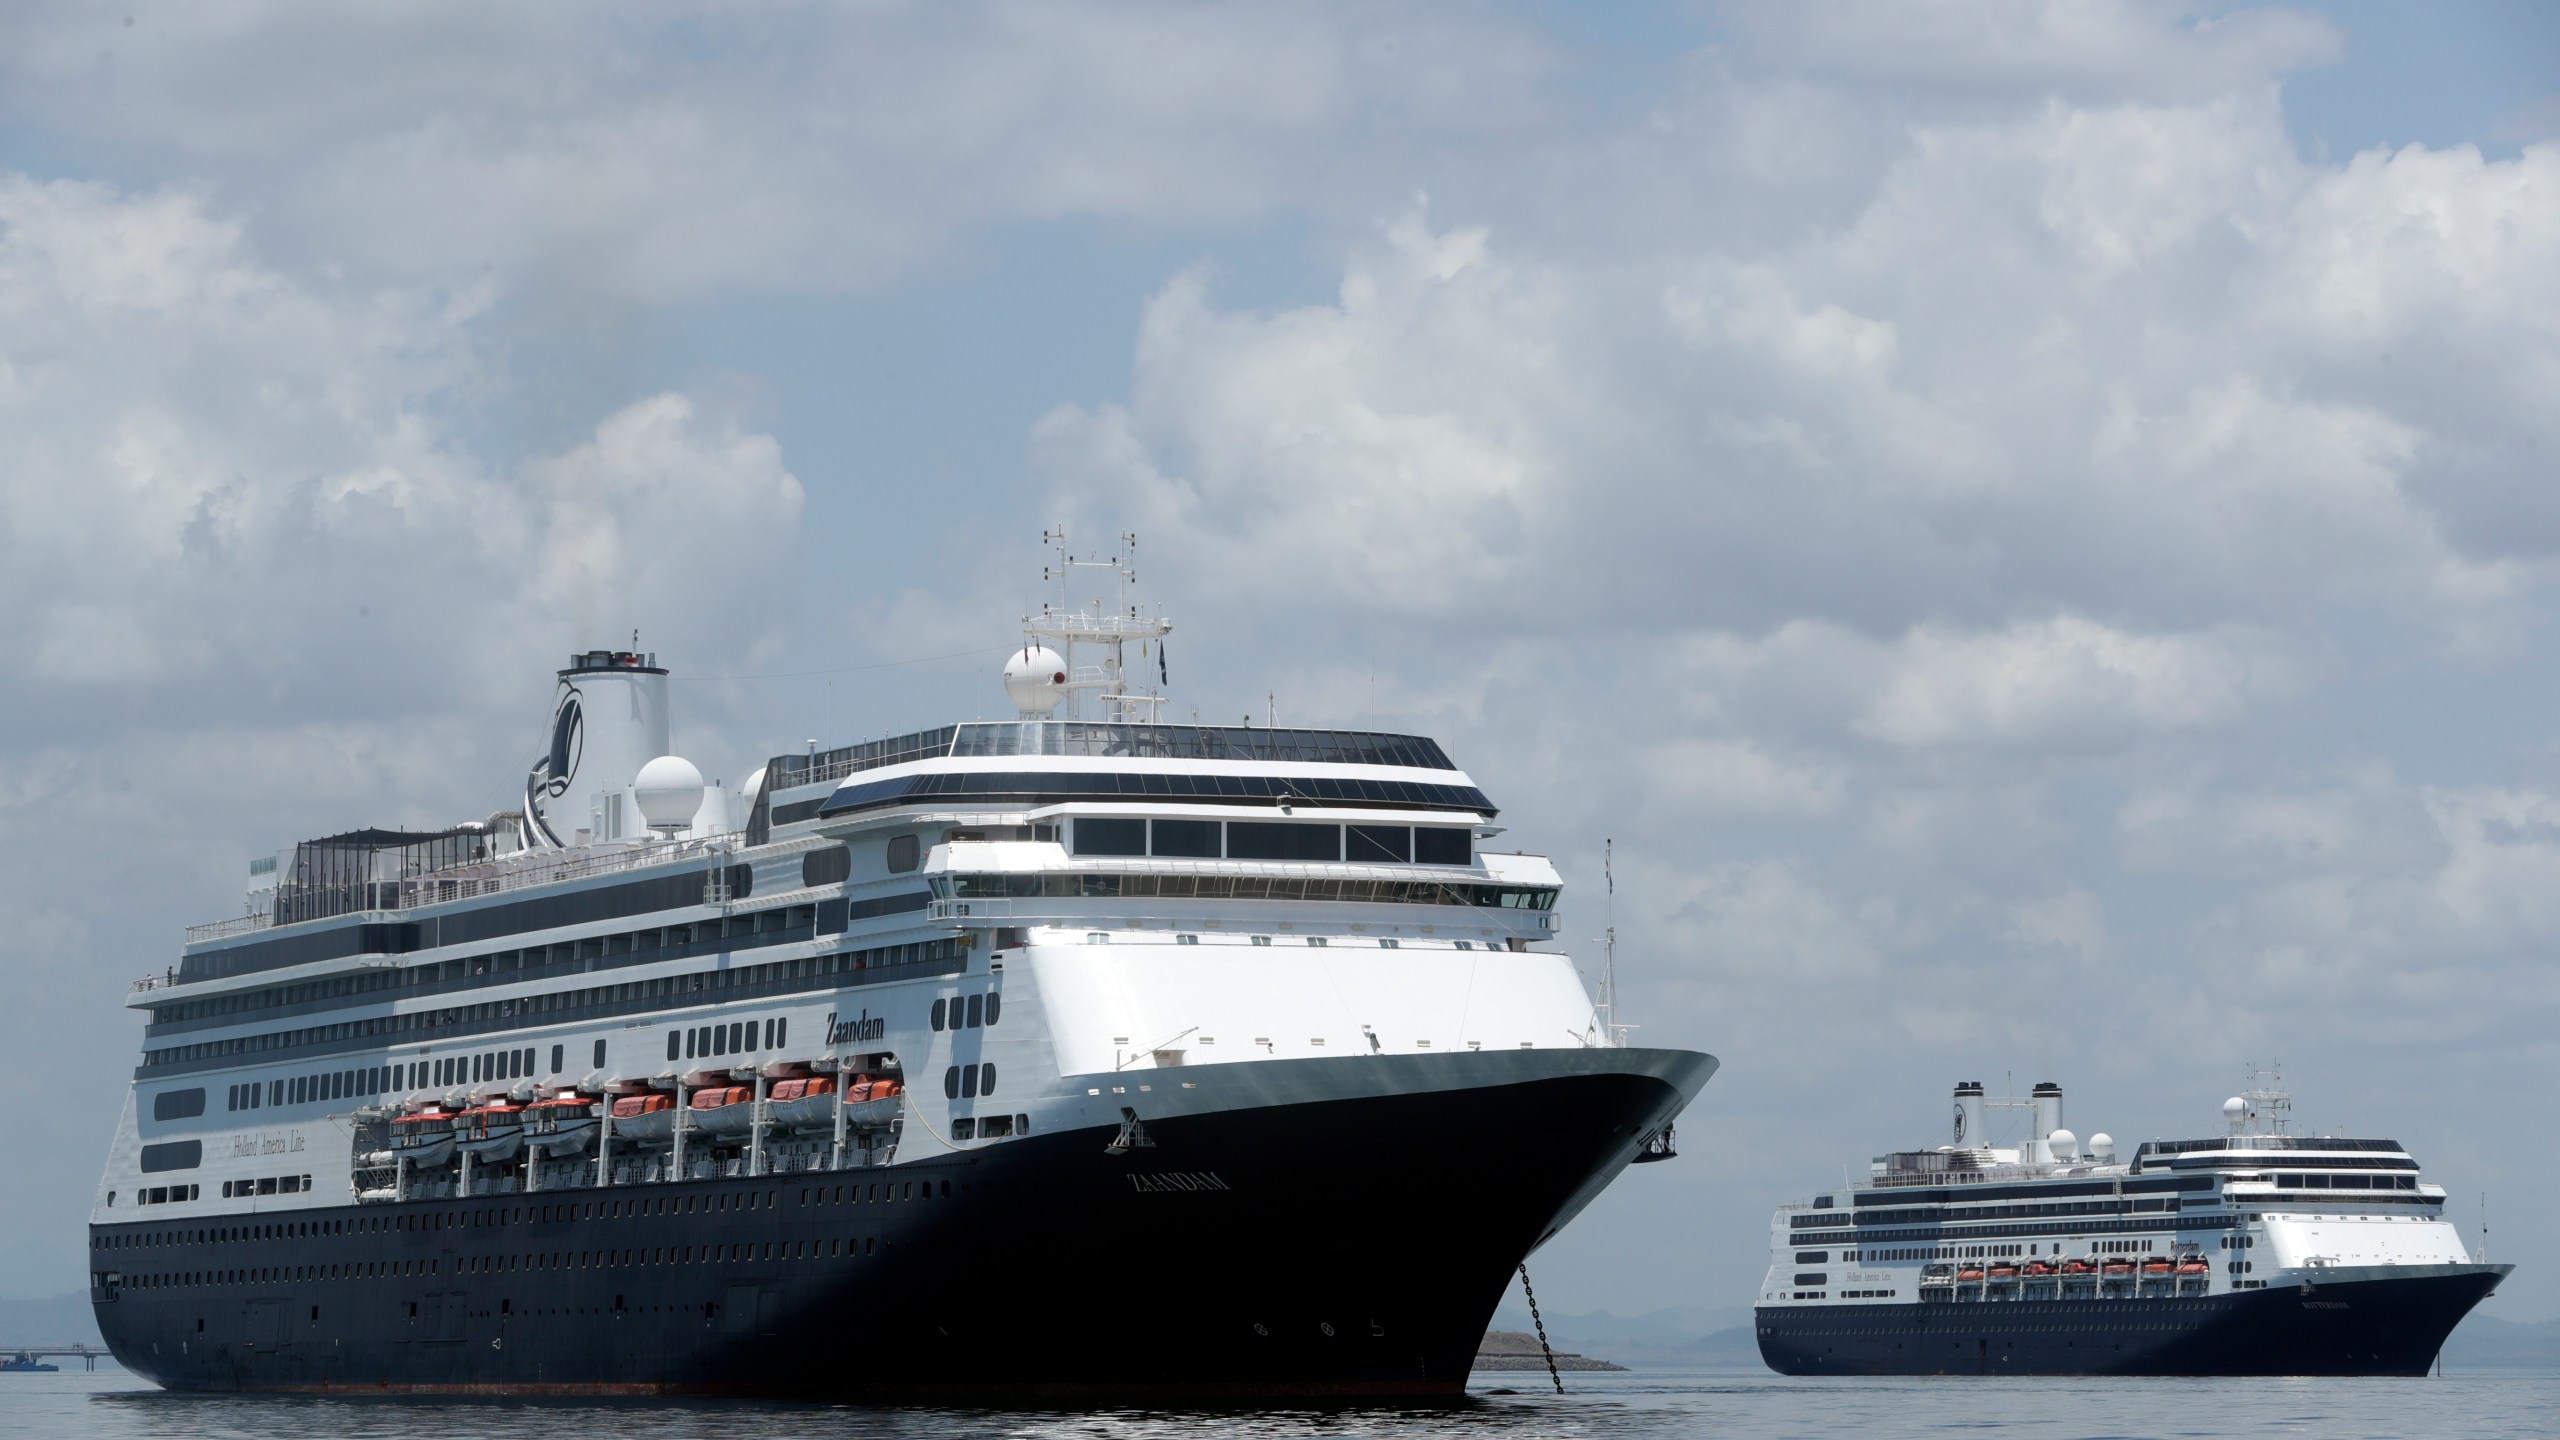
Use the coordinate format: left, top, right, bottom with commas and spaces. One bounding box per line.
90, 532, 1716, 1398
1756, 1071, 2509, 1375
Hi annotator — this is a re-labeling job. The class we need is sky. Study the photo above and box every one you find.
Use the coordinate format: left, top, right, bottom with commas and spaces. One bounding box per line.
1, 0, 2556, 1328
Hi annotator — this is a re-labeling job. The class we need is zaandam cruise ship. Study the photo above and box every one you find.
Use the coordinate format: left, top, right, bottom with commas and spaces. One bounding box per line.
89, 534, 1714, 1397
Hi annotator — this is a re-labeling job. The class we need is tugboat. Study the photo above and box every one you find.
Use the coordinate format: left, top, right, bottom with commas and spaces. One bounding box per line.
89, 532, 1714, 1397
1757, 1071, 2509, 1375
0, 1352, 60, 1373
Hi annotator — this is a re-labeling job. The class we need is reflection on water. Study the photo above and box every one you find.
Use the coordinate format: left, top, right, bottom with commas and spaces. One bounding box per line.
6, 1367, 2558, 1440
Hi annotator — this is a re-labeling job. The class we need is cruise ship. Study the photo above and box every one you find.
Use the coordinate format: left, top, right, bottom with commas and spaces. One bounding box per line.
1757, 1074, 2509, 1375
88, 535, 1714, 1397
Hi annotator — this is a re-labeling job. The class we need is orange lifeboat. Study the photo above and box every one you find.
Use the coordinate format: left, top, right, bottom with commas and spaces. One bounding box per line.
608, 1091, 676, 1143
1956, 1265, 1986, 1282
690, 1084, 758, 1138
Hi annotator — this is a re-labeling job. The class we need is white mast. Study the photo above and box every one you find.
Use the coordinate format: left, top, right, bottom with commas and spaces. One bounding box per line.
1005, 528, 1173, 722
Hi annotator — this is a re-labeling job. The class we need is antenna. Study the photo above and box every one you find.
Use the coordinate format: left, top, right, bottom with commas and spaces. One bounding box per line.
1014, 527, 1172, 721
1601, 838, 1625, 1047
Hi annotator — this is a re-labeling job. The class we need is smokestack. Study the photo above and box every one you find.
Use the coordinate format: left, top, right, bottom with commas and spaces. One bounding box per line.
1952, 1080, 1986, 1150
2031, 1081, 2064, 1161
524, 650, 672, 849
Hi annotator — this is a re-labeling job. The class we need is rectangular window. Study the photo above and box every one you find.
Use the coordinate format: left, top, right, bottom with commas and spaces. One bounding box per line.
1413, 827, 1472, 866
1347, 825, 1412, 863
1225, 822, 1342, 862
1073, 818, 1146, 857
951, 1117, 976, 1141
153, 1088, 206, 1122
1150, 818, 1222, 858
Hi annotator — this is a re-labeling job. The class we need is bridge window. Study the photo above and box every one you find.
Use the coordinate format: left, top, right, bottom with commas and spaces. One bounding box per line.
1226, 822, 1341, 862
1151, 818, 1221, 858
1073, 819, 1146, 857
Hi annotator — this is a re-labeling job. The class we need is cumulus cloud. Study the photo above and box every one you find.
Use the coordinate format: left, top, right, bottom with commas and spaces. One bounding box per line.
0, 2, 1552, 303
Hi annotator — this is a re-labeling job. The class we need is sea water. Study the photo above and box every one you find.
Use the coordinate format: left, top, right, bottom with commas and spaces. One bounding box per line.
2, 1365, 2553, 1439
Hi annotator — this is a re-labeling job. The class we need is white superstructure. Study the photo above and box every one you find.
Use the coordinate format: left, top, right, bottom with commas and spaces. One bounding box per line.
100, 535, 1679, 1227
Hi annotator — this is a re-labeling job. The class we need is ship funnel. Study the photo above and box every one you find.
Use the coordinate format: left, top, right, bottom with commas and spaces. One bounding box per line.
523, 650, 671, 849
1952, 1080, 1986, 1149
2031, 1081, 2064, 1161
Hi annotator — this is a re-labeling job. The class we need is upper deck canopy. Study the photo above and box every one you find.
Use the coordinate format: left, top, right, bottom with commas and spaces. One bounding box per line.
763, 721, 1458, 794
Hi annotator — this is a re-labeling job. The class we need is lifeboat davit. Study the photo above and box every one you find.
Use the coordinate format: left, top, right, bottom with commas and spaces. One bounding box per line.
390, 1111, 457, 1167
608, 1092, 677, 1143
526, 1096, 600, 1156
455, 1102, 526, 1162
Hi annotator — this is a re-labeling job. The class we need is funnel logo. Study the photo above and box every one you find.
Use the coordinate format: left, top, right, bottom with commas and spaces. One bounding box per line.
1952, 1103, 1967, 1145
523, 686, 585, 846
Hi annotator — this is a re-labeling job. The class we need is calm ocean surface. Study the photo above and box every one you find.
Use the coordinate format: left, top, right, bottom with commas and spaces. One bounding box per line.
2, 1366, 2553, 1440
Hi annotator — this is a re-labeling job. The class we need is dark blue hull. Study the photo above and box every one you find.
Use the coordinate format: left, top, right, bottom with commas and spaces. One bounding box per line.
1757, 1268, 2507, 1376
93, 1055, 1698, 1397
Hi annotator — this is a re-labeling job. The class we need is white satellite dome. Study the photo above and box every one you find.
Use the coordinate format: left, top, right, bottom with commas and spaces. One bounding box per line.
739, 765, 768, 806
2223, 1096, 2248, 1119
2088, 1132, 2115, 1161
1002, 644, 1071, 717
633, 754, 706, 833
2045, 1127, 2078, 1161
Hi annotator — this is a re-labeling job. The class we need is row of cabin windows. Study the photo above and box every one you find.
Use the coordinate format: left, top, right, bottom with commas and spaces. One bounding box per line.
135, 1184, 199, 1206
153, 904, 830, 1030
943, 1063, 997, 1100
667, 1017, 785, 1062
144, 936, 962, 1072
1070, 818, 1472, 865
109, 1235, 894, 1294
949, 1114, 1023, 1141
99, 1173, 991, 1258
222, 1175, 309, 1198
930, 992, 999, 1031
2276, 1173, 2419, 1190
945, 872, 1558, 910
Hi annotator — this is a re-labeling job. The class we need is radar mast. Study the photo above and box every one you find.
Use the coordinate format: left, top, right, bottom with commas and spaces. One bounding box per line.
1008, 527, 1173, 722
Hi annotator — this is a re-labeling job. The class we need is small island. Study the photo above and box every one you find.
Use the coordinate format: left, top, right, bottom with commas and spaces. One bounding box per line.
1473, 1330, 1629, 1372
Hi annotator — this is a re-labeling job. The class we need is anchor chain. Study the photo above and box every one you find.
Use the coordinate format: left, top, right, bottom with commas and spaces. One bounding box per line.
1518, 1262, 1563, 1395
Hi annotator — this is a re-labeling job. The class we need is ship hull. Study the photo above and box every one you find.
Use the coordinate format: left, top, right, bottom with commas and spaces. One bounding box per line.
94, 1048, 1708, 1398
1756, 1264, 2509, 1377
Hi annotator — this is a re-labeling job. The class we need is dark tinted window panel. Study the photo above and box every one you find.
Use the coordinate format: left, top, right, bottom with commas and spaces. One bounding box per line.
802, 846, 852, 888
846, 891, 930, 921
770, 797, 826, 827
1151, 819, 1222, 857
1075, 818, 1147, 856
151, 1088, 206, 1122
1347, 825, 1411, 863
1226, 823, 1342, 862
1413, 827, 1472, 865
140, 1140, 202, 1173
886, 834, 920, 873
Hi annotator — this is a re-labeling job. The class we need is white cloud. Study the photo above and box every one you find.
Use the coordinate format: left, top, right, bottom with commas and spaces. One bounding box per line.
1642, 737, 1847, 820
1856, 615, 2287, 750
